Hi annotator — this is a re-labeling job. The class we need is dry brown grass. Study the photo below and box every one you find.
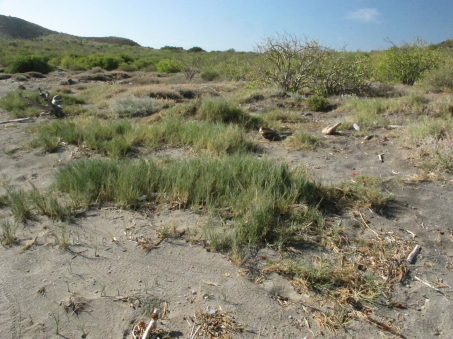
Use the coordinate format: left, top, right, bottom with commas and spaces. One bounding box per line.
261, 213, 411, 334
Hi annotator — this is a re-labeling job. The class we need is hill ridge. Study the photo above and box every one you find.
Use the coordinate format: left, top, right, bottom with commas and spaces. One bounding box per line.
0, 14, 140, 46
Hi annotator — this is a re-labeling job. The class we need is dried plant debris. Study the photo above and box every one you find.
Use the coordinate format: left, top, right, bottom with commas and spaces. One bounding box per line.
61, 293, 90, 315
262, 227, 411, 336
136, 237, 163, 252
186, 308, 243, 339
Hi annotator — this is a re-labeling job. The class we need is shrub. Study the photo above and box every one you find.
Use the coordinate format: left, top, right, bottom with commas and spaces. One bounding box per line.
255, 33, 328, 92
314, 51, 370, 96
306, 95, 330, 112
156, 59, 181, 73
111, 96, 165, 117
201, 70, 220, 81
78, 55, 121, 71
373, 38, 442, 85
188, 47, 205, 53
6, 55, 52, 74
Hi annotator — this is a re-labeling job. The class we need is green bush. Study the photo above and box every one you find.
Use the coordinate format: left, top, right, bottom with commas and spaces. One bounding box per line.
78, 55, 121, 71
6, 55, 52, 74
314, 51, 370, 96
156, 59, 181, 73
373, 39, 442, 85
201, 70, 220, 81
306, 95, 330, 112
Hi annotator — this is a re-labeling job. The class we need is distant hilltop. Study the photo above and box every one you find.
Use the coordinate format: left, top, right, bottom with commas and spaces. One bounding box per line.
0, 14, 141, 46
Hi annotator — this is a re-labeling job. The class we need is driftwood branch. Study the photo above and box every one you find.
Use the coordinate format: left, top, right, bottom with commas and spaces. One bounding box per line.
18, 89, 65, 119
0, 117, 33, 125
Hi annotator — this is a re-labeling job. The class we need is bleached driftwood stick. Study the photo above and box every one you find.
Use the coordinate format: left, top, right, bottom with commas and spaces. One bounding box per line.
407, 245, 421, 264
406, 229, 416, 239
190, 326, 201, 339
358, 211, 380, 237
142, 309, 158, 339
414, 276, 443, 293
0, 117, 33, 125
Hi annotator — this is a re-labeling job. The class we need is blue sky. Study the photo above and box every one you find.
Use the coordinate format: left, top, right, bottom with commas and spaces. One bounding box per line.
0, 0, 451, 51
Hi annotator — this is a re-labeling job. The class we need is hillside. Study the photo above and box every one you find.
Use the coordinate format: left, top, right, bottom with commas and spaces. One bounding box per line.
0, 14, 56, 39
0, 14, 140, 46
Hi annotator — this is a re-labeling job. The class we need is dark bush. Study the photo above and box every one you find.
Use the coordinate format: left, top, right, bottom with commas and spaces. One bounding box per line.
306, 95, 330, 112
201, 70, 220, 81
6, 55, 52, 74
188, 47, 205, 53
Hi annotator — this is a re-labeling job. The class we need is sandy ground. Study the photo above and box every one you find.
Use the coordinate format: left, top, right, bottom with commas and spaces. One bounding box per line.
1, 76, 453, 339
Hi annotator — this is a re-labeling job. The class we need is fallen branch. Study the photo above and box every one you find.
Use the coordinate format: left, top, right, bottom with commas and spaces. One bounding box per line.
0, 117, 33, 125
406, 245, 421, 264
361, 314, 406, 338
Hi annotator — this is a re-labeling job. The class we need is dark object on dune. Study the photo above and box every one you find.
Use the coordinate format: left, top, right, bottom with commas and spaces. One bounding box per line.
259, 127, 280, 141
19, 87, 65, 119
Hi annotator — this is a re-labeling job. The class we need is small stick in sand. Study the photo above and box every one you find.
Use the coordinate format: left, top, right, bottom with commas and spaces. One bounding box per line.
378, 153, 384, 162
358, 211, 380, 238
142, 309, 158, 339
407, 245, 421, 264
406, 229, 416, 239
190, 326, 201, 339
414, 276, 446, 295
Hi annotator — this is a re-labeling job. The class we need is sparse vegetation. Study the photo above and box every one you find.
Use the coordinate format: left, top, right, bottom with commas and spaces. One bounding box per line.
2, 23, 453, 339
400, 116, 453, 173
7, 188, 32, 223
111, 95, 165, 117
1, 219, 17, 246
285, 128, 320, 150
